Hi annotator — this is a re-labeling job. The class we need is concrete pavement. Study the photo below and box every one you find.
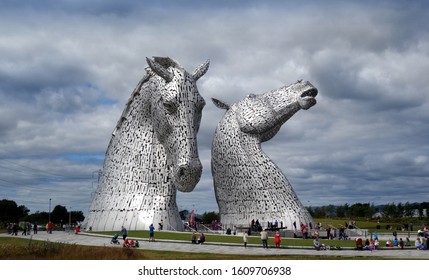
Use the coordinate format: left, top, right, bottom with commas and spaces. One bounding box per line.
1, 231, 428, 259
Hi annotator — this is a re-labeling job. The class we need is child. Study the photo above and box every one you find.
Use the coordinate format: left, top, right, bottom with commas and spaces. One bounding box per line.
123, 238, 130, 247
274, 231, 281, 248
374, 239, 379, 250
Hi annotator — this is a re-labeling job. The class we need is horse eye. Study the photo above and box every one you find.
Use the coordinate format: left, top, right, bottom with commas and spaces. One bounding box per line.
163, 101, 176, 114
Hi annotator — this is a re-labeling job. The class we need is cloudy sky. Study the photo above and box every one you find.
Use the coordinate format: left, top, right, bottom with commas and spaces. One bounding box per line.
1, 0, 428, 216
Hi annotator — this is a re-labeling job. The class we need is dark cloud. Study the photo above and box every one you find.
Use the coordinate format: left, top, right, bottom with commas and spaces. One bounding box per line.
1, 0, 428, 213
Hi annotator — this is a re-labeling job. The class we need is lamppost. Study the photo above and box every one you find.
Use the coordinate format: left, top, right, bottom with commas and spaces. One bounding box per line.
48, 198, 52, 222
69, 207, 72, 226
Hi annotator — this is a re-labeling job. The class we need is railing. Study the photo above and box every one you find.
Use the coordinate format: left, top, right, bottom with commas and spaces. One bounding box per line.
199, 223, 217, 234
164, 221, 177, 232
346, 228, 370, 238
183, 223, 194, 232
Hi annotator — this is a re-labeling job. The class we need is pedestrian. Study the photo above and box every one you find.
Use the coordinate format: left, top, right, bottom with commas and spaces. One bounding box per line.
415, 237, 425, 250
12, 223, 18, 236
243, 231, 248, 248
12, 224, 18, 236
374, 239, 379, 250
191, 231, 197, 244
399, 238, 404, 249
47, 221, 54, 234
22, 224, 27, 236
33, 223, 38, 234
405, 237, 411, 246
121, 226, 128, 240
314, 237, 321, 250
274, 231, 281, 248
149, 224, 155, 242
369, 238, 375, 251
260, 229, 268, 249
198, 233, 205, 244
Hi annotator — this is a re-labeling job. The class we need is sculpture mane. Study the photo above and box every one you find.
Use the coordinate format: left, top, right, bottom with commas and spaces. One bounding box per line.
84, 57, 209, 231
211, 80, 317, 230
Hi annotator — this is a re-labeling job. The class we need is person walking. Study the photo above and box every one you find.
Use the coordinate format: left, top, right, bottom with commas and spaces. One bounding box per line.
149, 224, 155, 242
12, 223, 18, 236
21, 223, 27, 236
243, 231, 249, 248
260, 229, 268, 249
121, 226, 128, 241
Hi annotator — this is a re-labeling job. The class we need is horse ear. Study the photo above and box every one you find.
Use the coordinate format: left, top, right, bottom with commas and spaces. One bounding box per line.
146, 57, 173, 82
193, 60, 210, 81
212, 98, 230, 110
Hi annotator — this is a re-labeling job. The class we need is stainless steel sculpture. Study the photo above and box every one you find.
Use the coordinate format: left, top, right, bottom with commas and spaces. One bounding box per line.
211, 80, 317, 230
84, 57, 209, 231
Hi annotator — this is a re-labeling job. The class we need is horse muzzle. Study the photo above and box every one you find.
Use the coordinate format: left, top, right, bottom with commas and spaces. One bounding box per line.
173, 159, 203, 192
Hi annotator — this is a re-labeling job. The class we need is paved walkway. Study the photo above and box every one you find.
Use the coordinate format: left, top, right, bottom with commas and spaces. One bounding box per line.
1, 231, 427, 259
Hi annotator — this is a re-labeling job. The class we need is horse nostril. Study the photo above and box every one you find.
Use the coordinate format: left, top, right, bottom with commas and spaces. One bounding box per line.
177, 166, 186, 178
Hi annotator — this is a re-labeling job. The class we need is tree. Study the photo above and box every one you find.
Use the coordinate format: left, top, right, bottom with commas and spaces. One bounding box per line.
365, 203, 376, 219
404, 202, 414, 217
17, 205, 30, 218
27, 211, 49, 224
420, 202, 429, 217
179, 210, 189, 221
350, 203, 365, 218
0, 199, 21, 222
397, 202, 404, 218
418, 205, 424, 218
306, 206, 314, 217
313, 207, 326, 218
382, 203, 398, 218
343, 203, 350, 217
201, 211, 219, 224
325, 204, 335, 217
51, 205, 68, 223
71, 211, 85, 223
336, 206, 345, 218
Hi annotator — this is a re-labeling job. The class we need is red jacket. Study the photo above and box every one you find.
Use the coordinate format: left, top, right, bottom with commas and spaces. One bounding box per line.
274, 233, 281, 244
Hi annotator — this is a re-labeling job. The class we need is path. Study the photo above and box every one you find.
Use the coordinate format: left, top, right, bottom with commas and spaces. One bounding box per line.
1, 231, 427, 259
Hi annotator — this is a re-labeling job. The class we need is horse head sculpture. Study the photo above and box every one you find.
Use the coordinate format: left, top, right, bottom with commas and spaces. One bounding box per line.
211, 79, 318, 230
146, 57, 209, 192
84, 57, 209, 231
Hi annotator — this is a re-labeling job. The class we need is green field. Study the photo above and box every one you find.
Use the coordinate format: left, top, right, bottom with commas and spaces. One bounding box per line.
313, 217, 426, 233
0, 237, 381, 260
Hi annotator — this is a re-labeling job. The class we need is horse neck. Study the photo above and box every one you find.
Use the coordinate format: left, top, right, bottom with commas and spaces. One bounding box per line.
102, 84, 170, 186
213, 109, 275, 174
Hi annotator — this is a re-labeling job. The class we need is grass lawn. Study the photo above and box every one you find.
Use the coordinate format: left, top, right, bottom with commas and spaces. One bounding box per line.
0, 237, 381, 260
313, 218, 427, 233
